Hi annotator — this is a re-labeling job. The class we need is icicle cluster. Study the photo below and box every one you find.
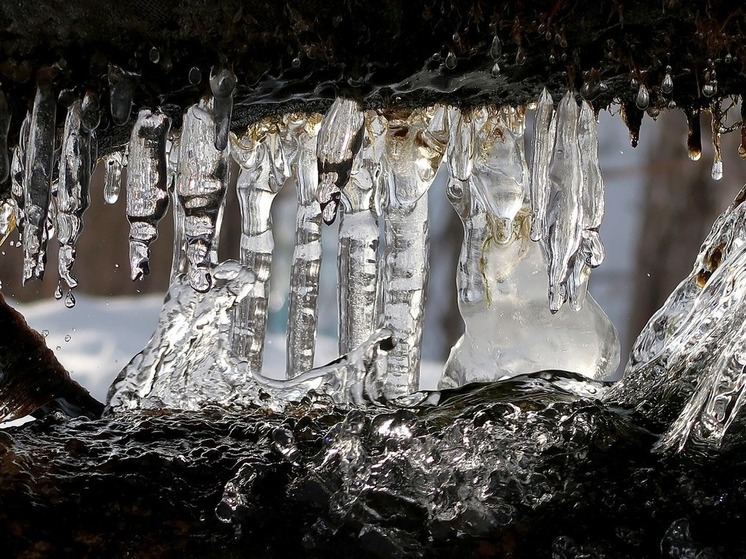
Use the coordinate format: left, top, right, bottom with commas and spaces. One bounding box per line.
529, 89, 606, 313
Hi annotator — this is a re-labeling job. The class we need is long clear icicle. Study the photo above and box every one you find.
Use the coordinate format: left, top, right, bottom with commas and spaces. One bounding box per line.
338, 111, 388, 355
0, 90, 14, 244
380, 106, 448, 399
568, 101, 606, 310
125, 109, 172, 280
175, 98, 230, 292
316, 98, 365, 224
230, 119, 289, 372
283, 114, 323, 377
10, 112, 30, 243
529, 88, 555, 242
22, 83, 57, 283
56, 94, 97, 292
544, 91, 583, 313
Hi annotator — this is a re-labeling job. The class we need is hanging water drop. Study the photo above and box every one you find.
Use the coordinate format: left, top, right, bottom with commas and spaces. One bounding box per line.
635, 83, 649, 110
489, 35, 502, 60
491, 62, 501, 76
54, 281, 63, 300
444, 50, 457, 70
188, 66, 202, 85
702, 81, 717, 98
149, 46, 160, 64
662, 66, 674, 94
103, 151, 124, 203
107, 64, 138, 126
64, 289, 76, 308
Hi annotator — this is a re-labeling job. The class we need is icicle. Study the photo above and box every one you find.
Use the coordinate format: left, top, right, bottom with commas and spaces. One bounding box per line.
229, 118, 289, 371
176, 98, 231, 292
568, 101, 606, 311
446, 108, 477, 182
338, 111, 387, 356
685, 107, 702, 161
107, 64, 139, 126
710, 102, 723, 181
9, 112, 30, 242
103, 151, 124, 204
283, 113, 323, 377
0, 89, 9, 184
125, 109, 172, 281
166, 133, 186, 283
379, 106, 448, 399
0, 90, 14, 244
22, 83, 57, 283
738, 100, 746, 159
316, 98, 365, 225
56, 96, 95, 291
545, 91, 583, 313
530, 88, 555, 242
209, 65, 237, 151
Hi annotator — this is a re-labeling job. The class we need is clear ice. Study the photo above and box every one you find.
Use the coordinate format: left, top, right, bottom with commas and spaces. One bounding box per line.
337, 111, 387, 355
103, 151, 124, 204
9, 112, 30, 242
56, 94, 97, 291
316, 98, 365, 224
22, 83, 57, 283
378, 106, 449, 399
440, 105, 619, 388
283, 113, 323, 377
125, 109, 172, 280
0, 89, 14, 243
229, 118, 289, 371
107, 64, 139, 126
176, 98, 230, 293
209, 65, 237, 151
606, 186, 746, 452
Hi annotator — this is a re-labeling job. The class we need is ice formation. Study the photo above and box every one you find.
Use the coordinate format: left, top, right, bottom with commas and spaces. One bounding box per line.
441, 105, 618, 388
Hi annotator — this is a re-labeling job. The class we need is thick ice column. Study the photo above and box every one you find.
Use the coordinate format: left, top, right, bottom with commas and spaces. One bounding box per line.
230, 120, 289, 372
56, 93, 98, 293
175, 98, 230, 293
125, 109, 172, 281
338, 111, 388, 355
379, 106, 449, 399
22, 83, 57, 283
283, 113, 323, 377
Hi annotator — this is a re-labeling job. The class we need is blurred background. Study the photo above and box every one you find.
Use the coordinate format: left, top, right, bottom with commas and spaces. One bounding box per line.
1, 105, 744, 398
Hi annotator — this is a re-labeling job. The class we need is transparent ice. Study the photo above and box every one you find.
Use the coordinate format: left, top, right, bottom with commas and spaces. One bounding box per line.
107, 64, 138, 126
378, 106, 449, 399
125, 109, 171, 281
103, 151, 125, 204
283, 113, 323, 377
229, 118, 288, 372
22, 83, 57, 283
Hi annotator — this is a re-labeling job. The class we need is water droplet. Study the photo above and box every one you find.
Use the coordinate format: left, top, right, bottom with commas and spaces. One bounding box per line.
629, 78, 639, 90
711, 158, 723, 181
55, 345, 61, 351
491, 62, 501, 76
724, 53, 733, 64
444, 50, 457, 70
64, 290, 76, 308
489, 35, 502, 60
54, 282, 63, 300
42, 329, 49, 337
515, 47, 527, 65
661, 70, 674, 94
64, 334, 71, 342
149, 47, 160, 64
188, 66, 202, 85
635, 84, 649, 110
702, 81, 717, 97
291, 57, 301, 68
668, 100, 677, 109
